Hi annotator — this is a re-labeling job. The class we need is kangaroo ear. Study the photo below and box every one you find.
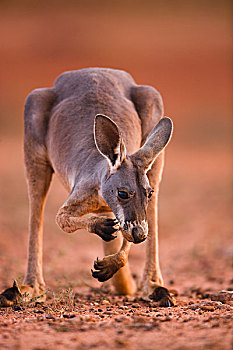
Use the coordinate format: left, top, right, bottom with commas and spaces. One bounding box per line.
131, 117, 173, 171
94, 114, 126, 171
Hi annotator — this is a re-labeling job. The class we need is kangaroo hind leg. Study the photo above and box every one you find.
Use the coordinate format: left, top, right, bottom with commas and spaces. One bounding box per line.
23, 88, 55, 301
141, 153, 176, 307
22, 154, 53, 301
0, 88, 55, 306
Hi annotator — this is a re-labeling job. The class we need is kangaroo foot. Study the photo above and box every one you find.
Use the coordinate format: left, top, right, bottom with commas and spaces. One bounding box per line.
0, 281, 22, 307
91, 255, 123, 282
149, 286, 176, 307
0, 280, 46, 307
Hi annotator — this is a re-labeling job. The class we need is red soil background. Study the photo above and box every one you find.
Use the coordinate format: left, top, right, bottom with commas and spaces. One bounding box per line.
0, 1, 232, 349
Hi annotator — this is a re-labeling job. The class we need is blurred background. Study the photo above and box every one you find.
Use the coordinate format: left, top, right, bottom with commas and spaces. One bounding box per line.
0, 0, 232, 293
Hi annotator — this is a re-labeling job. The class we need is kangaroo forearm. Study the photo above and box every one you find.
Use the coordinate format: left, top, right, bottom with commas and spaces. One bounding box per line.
105, 238, 131, 269
117, 237, 131, 265
56, 208, 119, 241
56, 206, 95, 233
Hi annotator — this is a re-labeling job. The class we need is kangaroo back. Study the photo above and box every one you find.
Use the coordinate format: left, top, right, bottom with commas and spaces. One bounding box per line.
46, 68, 142, 190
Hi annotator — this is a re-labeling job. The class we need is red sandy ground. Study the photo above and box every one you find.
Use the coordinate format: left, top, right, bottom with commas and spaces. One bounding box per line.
0, 3, 232, 349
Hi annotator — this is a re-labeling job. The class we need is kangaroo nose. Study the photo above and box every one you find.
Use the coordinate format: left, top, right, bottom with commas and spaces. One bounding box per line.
132, 226, 147, 244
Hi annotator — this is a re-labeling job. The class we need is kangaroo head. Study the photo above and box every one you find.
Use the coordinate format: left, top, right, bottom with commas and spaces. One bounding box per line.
94, 114, 173, 244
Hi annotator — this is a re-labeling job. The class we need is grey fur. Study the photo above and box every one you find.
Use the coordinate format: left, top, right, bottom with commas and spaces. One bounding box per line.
22, 68, 173, 300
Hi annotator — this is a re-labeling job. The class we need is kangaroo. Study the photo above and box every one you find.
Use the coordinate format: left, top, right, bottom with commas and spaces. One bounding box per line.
0, 68, 174, 307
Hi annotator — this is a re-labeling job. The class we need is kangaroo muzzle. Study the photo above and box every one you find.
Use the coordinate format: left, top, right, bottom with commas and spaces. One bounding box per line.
122, 220, 148, 244
132, 226, 147, 244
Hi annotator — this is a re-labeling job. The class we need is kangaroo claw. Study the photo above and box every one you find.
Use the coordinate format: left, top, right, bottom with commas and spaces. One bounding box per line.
149, 286, 176, 307
91, 256, 120, 282
94, 218, 119, 242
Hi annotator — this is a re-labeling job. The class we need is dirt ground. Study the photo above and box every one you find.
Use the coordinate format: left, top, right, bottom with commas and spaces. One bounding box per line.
0, 2, 232, 349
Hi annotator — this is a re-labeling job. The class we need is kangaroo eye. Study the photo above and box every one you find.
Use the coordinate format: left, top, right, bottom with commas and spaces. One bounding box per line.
148, 190, 154, 199
118, 190, 130, 200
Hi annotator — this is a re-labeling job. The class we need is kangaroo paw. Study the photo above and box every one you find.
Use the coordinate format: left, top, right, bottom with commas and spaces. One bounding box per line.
149, 286, 176, 307
91, 256, 122, 282
94, 218, 119, 242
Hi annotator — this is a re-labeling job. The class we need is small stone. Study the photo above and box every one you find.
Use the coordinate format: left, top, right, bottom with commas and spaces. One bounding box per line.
34, 310, 44, 314
63, 314, 76, 319
211, 323, 220, 328
12, 305, 21, 311
119, 306, 128, 310
200, 306, 215, 312
46, 314, 56, 320
160, 316, 172, 322
211, 290, 233, 304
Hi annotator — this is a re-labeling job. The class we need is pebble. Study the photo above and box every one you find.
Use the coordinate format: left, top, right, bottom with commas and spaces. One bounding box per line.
34, 310, 44, 314
200, 306, 215, 312
211, 291, 233, 305
12, 305, 21, 311
211, 323, 220, 328
160, 316, 172, 322
188, 301, 227, 311
62, 314, 76, 319
80, 315, 95, 322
